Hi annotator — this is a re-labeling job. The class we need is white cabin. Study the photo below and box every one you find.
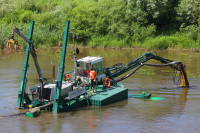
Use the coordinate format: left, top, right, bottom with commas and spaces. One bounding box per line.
77, 56, 106, 83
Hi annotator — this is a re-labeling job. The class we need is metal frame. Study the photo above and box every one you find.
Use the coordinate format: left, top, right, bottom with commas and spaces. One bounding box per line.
53, 21, 70, 113
17, 21, 34, 108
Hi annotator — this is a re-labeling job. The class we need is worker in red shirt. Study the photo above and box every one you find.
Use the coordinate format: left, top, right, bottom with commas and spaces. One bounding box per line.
90, 68, 96, 93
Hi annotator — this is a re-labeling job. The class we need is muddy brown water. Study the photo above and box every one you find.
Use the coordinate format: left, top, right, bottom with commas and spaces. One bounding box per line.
0, 48, 200, 133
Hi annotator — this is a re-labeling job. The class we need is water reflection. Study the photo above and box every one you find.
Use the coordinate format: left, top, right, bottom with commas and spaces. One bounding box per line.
178, 87, 188, 115
180, 87, 188, 103
0, 48, 200, 132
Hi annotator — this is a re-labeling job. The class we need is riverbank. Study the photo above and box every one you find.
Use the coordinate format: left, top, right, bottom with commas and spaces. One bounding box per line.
87, 33, 200, 50
0, 0, 199, 51
1, 44, 200, 54
1, 28, 199, 51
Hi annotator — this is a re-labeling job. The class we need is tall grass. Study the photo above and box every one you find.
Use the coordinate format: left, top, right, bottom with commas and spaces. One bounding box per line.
88, 35, 126, 48
133, 25, 200, 50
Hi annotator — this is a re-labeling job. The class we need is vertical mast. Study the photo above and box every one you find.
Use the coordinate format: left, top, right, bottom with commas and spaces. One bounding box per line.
72, 28, 77, 83
53, 21, 70, 113
17, 21, 34, 108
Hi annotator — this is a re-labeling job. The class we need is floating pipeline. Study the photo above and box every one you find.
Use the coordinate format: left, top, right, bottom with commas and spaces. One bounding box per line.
128, 92, 152, 99
128, 92, 165, 101
0, 102, 54, 118
25, 102, 54, 117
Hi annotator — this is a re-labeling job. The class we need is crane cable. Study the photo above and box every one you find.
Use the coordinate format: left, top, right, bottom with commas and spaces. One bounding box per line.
173, 67, 181, 85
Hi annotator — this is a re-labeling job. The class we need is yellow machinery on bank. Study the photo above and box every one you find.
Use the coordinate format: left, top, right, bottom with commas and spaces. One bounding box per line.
6, 30, 19, 50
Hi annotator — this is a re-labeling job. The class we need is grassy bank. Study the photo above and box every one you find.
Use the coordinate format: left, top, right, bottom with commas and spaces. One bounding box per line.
87, 33, 200, 50
0, 22, 199, 50
1, 22, 200, 50
0, 0, 200, 50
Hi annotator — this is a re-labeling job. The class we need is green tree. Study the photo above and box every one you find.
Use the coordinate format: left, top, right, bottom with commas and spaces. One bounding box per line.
177, 0, 200, 26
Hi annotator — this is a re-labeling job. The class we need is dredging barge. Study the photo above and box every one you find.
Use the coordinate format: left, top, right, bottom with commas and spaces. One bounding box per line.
14, 21, 189, 117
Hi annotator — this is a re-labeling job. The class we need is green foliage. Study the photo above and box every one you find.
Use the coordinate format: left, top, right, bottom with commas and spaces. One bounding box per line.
180, 24, 200, 41
0, 0, 16, 18
131, 24, 156, 43
127, 0, 180, 30
141, 33, 199, 50
177, 0, 200, 26
88, 35, 125, 48
19, 10, 33, 23
0, 0, 199, 50
0, 23, 13, 46
15, 0, 37, 11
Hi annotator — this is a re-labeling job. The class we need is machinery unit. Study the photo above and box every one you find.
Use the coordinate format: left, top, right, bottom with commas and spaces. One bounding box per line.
14, 20, 189, 117
6, 30, 19, 50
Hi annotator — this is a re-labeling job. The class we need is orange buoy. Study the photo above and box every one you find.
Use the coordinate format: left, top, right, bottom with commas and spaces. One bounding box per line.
104, 78, 111, 88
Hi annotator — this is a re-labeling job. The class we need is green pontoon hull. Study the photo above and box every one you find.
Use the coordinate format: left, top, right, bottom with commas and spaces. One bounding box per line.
88, 84, 128, 106
55, 83, 128, 110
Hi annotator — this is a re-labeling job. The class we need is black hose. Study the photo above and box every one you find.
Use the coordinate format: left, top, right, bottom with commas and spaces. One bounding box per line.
142, 61, 181, 67
115, 61, 184, 83
0, 112, 26, 118
0, 102, 54, 118
39, 102, 54, 110
115, 64, 144, 82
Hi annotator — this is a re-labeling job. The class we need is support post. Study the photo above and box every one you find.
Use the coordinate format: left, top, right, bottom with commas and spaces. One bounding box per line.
53, 21, 70, 113
17, 21, 34, 108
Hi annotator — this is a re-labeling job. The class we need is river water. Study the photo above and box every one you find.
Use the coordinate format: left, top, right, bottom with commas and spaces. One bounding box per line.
0, 48, 200, 133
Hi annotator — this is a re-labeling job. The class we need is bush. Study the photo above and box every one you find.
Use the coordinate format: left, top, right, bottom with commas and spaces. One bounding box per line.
131, 24, 156, 43
177, 0, 200, 26
19, 10, 33, 23
180, 24, 200, 41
